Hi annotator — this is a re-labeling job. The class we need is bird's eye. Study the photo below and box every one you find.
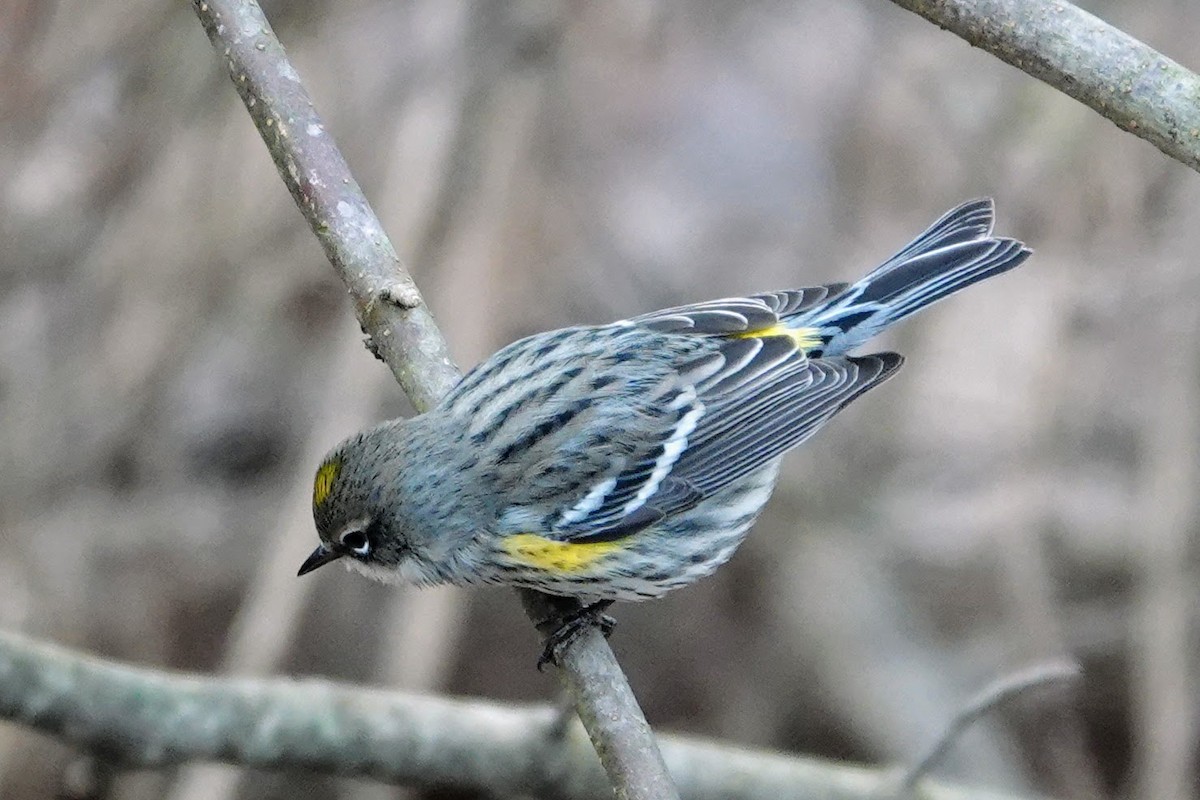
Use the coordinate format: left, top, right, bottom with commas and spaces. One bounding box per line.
339, 528, 371, 556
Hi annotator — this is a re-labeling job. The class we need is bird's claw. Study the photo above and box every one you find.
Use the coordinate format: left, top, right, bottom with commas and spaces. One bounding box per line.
537, 600, 616, 670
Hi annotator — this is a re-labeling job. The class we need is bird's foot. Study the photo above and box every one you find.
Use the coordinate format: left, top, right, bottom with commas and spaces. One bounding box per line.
537, 599, 616, 671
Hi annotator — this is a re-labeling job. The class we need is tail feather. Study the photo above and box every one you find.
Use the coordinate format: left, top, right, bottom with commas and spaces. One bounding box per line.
864, 197, 996, 280
851, 237, 1028, 320
792, 199, 1031, 356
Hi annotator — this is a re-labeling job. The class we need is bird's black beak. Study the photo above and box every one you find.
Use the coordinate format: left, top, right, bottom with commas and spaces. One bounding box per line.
297, 544, 342, 576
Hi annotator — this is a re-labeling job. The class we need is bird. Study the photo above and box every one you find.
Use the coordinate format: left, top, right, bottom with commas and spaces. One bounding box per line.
299, 198, 1030, 663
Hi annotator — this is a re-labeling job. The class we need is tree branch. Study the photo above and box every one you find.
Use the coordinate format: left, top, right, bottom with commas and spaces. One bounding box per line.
189, 1, 676, 797
191, 0, 457, 408
900, 659, 1082, 790
888, 0, 1200, 173
0, 630, 1035, 800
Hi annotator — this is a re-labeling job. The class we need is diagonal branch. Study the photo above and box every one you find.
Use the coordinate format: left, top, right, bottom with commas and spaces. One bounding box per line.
900, 659, 1082, 790
889, 0, 1200, 173
191, 0, 458, 408
189, 1, 676, 797
0, 630, 1037, 800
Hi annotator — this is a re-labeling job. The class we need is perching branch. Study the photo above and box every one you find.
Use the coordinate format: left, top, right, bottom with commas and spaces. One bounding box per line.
888, 0, 1200, 173
188, 1, 676, 797
0, 630, 1037, 800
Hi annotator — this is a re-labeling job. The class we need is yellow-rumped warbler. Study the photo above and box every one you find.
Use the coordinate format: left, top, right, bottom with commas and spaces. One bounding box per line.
300, 199, 1029, 647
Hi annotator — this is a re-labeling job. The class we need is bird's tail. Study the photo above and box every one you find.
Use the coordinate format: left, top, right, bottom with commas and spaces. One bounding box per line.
791, 199, 1031, 357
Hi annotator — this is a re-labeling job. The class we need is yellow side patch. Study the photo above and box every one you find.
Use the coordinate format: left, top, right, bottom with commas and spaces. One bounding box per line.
313, 459, 341, 509
734, 324, 822, 351
502, 533, 622, 573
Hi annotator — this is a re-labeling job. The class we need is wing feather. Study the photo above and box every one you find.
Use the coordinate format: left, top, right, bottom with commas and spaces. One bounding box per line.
627, 285, 848, 335
679, 353, 901, 495
698, 335, 798, 398
508, 330, 901, 542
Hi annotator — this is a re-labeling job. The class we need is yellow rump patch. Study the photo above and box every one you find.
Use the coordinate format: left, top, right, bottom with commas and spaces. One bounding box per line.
502, 533, 622, 573
733, 324, 822, 352
313, 459, 341, 509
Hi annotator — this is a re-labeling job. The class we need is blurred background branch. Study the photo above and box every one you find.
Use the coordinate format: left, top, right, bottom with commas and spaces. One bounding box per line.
889, 0, 1200, 172
900, 659, 1082, 790
0, 630, 1039, 800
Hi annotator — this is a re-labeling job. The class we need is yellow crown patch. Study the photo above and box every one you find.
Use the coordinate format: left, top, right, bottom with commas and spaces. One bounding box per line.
313, 459, 341, 509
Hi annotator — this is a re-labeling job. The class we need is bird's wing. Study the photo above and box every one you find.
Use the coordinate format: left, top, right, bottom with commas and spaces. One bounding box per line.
674, 344, 902, 497
626, 284, 848, 335
501, 331, 901, 543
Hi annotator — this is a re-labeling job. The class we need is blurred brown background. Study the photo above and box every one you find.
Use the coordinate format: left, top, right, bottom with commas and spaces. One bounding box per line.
2, 0, 1198, 798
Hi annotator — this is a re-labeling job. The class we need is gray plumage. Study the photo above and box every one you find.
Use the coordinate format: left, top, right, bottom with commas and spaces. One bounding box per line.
302, 198, 1031, 602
